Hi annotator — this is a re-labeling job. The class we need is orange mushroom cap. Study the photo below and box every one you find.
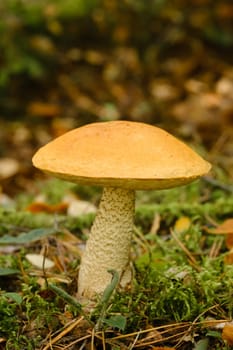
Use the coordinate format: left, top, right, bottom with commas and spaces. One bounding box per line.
32, 121, 211, 190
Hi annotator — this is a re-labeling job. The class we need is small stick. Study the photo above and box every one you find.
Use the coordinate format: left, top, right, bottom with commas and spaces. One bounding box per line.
203, 176, 233, 193
170, 229, 201, 271
41, 317, 84, 350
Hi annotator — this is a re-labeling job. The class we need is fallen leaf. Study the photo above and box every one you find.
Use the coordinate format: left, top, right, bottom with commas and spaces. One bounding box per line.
26, 202, 68, 214
27, 101, 61, 117
224, 248, 233, 265
226, 234, 233, 249
25, 253, 55, 269
222, 323, 233, 346
150, 79, 180, 101
84, 49, 106, 65
0, 158, 19, 179
29, 35, 55, 54
206, 219, 233, 252
174, 216, 191, 234
206, 219, 233, 234
216, 77, 233, 98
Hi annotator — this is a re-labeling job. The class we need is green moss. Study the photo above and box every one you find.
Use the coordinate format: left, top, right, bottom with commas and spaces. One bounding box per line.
0, 177, 232, 348
0, 207, 94, 236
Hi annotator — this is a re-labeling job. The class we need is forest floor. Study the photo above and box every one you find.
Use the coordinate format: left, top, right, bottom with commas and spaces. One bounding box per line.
0, 1, 233, 349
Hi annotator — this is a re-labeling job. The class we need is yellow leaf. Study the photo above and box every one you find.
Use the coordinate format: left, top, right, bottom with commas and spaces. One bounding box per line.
174, 216, 191, 234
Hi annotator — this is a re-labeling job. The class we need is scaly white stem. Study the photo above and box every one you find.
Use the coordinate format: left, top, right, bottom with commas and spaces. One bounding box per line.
77, 187, 135, 300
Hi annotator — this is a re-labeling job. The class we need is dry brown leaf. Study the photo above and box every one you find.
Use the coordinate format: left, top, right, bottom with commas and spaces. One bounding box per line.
217, 3, 233, 19
222, 324, 233, 345
26, 202, 68, 214
206, 219, 233, 253
29, 35, 55, 54
84, 50, 106, 65
150, 79, 180, 101
224, 248, 233, 265
113, 25, 130, 43
207, 219, 233, 234
27, 101, 61, 117
226, 234, 233, 249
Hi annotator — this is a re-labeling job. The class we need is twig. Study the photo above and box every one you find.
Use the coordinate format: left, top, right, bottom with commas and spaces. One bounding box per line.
203, 176, 233, 193
112, 322, 190, 341
209, 237, 224, 258
41, 317, 84, 350
128, 330, 141, 349
62, 334, 91, 349
170, 229, 201, 272
101, 331, 106, 350
91, 327, 95, 350
174, 304, 224, 348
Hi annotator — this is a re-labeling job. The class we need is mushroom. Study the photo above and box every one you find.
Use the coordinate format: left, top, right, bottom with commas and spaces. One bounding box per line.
32, 121, 211, 300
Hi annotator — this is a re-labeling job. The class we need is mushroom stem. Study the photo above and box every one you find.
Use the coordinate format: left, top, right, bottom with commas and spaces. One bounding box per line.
77, 187, 135, 300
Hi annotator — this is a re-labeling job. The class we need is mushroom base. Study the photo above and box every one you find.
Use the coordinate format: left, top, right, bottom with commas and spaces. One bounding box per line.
77, 187, 135, 300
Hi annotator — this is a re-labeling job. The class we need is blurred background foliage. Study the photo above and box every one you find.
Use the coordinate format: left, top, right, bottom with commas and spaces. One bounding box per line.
1, 0, 233, 105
